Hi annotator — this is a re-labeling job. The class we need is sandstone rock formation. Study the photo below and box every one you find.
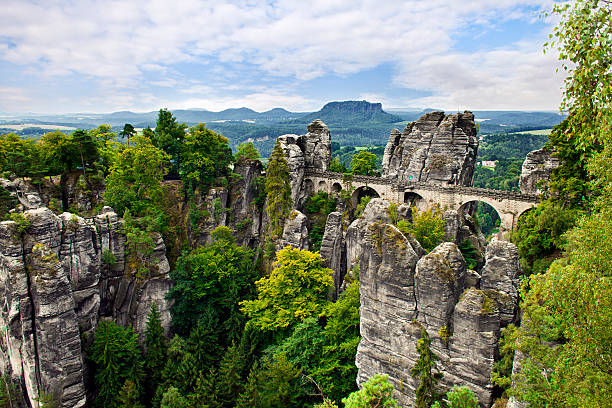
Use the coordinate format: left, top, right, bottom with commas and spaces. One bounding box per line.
276, 120, 332, 208
519, 148, 559, 195
319, 211, 346, 299
0, 206, 172, 407
382, 111, 478, 186
228, 158, 267, 248
352, 199, 523, 406
279, 210, 309, 250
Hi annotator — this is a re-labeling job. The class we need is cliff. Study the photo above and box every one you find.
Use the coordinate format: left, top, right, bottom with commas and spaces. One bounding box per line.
382, 111, 478, 186
346, 200, 522, 406
0, 205, 172, 407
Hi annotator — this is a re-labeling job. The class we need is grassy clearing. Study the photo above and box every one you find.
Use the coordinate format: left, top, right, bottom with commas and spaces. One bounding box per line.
510, 128, 553, 136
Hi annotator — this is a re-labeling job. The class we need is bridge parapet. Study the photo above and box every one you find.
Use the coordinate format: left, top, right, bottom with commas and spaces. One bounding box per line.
304, 168, 540, 203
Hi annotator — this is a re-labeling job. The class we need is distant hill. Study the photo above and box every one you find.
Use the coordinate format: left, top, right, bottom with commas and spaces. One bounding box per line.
284, 100, 402, 126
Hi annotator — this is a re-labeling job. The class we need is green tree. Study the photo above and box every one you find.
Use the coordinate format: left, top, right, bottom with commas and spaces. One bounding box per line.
0, 374, 19, 408
411, 328, 442, 408
329, 157, 347, 173
432, 386, 479, 408
312, 281, 360, 403
398, 207, 445, 253
0, 133, 46, 178
160, 387, 190, 408
90, 320, 144, 408
168, 236, 257, 337
350, 151, 379, 176
120, 123, 136, 146
103, 136, 170, 219
144, 304, 167, 399
341, 374, 397, 408
39, 131, 77, 175
71, 129, 99, 172
180, 123, 233, 195
152, 109, 187, 174
117, 380, 144, 408
265, 140, 292, 238
241, 247, 333, 334
235, 142, 261, 161
235, 362, 264, 408
216, 343, 246, 408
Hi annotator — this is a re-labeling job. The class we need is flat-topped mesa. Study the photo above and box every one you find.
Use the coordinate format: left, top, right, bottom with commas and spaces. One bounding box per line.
382, 111, 478, 186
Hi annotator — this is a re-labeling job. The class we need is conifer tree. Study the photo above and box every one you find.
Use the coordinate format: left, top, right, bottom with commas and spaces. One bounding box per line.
265, 140, 292, 239
411, 328, 442, 408
144, 304, 167, 399
117, 380, 145, 408
216, 343, 246, 408
234, 362, 263, 408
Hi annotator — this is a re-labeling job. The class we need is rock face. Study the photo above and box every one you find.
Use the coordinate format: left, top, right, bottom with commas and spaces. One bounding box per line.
519, 148, 559, 195
480, 239, 522, 325
304, 119, 332, 171
319, 211, 346, 299
382, 111, 478, 186
352, 199, 523, 407
0, 206, 172, 407
279, 210, 309, 250
276, 120, 332, 208
228, 158, 267, 248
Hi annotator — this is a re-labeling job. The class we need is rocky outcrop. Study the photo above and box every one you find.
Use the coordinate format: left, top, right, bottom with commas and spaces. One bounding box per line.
277, 120, 332, 208
382, 111, 478, 186
228, 158, 266, 248
415, 243, 466, 329
0, 206, 173, 407
58, 213, 101, 336
190, 188, 230, 247
28, 244, 87, 408
279, 210, 309, 250
319, 211, 346, 299
446, 288, 501, 402
304, 119, 332, 171
519, 148, 559, 195
0, 213, 87, 408
480, 239, 522, 325
352, 199, 521, 407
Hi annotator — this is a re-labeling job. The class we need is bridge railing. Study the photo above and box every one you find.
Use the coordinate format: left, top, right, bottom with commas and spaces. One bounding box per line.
304, 168, 540, 203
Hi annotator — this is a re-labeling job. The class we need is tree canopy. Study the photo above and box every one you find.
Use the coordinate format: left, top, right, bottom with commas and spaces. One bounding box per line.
241, 247, 333, 334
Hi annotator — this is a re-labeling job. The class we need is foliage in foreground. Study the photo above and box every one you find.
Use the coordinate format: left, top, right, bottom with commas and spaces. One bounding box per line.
241, 246, 333, 334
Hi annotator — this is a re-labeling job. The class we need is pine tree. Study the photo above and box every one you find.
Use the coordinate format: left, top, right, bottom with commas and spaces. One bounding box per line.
411, 328, 442, 408
117, 380, 145, 408
234, 362, 263, 408
144, 304, 167, 400
265, 140, 292, 239
216, 343, 245, 408
188, 371, 220, 408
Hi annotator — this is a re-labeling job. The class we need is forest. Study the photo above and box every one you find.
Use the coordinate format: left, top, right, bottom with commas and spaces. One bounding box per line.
0, 1, 611, 407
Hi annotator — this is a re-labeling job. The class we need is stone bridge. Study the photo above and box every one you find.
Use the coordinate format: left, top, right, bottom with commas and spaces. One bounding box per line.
303, 169, 540, 231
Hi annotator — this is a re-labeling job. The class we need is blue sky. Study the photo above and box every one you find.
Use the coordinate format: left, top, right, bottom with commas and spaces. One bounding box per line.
0, 0, 565, 114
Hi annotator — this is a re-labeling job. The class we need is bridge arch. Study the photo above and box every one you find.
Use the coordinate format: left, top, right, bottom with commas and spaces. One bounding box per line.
404, 192, 425, 210
304, 178, 315, 196
459, 200, 501, 237
318, 180, 327, 191
351, 186, 380, 207
331, 182, 342, 194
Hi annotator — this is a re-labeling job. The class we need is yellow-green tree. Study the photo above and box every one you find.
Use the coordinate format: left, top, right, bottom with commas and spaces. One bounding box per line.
241, 247, 333, 333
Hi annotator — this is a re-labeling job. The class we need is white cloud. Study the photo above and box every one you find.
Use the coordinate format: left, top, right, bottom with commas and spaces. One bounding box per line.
0, 0, 564, 112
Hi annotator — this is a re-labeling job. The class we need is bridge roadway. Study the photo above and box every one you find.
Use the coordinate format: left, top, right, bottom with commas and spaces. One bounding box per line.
303, 169, 540, 231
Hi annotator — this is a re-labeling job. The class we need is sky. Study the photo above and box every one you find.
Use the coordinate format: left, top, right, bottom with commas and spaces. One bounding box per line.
0, 0, 566, 114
